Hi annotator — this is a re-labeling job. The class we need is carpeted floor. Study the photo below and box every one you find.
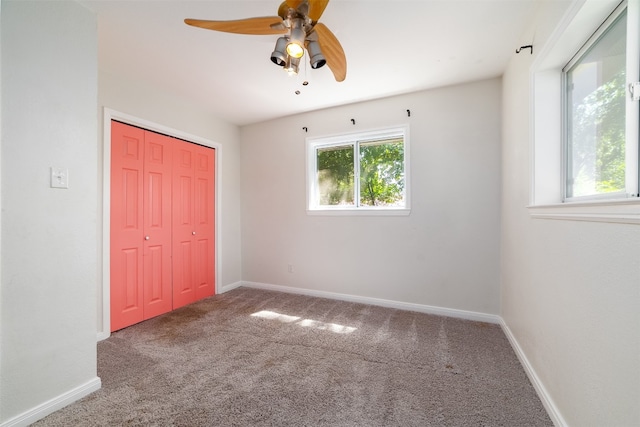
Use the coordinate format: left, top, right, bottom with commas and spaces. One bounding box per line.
34, 287, 552, 426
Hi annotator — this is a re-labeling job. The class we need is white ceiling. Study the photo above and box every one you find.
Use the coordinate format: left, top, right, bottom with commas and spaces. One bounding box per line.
80, 0, 537, 126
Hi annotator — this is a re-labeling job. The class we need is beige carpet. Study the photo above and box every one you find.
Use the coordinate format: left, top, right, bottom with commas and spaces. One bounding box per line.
34, 287, 552, 426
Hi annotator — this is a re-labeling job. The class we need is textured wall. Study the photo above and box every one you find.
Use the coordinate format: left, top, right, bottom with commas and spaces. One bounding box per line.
501, 1, 640, 425
240, 78, 502, 315
1, 0, 99, 422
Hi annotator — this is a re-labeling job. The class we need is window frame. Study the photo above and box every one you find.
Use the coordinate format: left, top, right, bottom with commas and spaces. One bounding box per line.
306, 125, 410, 216
561, 1, 637, 202
528, 0, 640, 224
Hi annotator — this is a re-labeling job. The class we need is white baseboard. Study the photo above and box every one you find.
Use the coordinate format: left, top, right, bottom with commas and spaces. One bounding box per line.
240, 281, 501, 324
0, 377, 101, 427
219, 281, 243, 294
500, 319, 566, 427
97, 330, 110, 341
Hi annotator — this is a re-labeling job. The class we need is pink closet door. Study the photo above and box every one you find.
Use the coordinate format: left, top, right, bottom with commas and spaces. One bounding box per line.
172, 139, 215, 309
110, 121, 145, 331
111, 122, 174, 332
142, 130, 173, 320
194, 144, 215, 300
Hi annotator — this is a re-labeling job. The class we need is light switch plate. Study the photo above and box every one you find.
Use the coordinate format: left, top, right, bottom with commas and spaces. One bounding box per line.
50, 167, 69, 189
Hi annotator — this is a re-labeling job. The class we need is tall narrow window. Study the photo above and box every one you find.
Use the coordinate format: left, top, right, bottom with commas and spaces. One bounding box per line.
307, 127, 409, 213
564, 1, 639, 201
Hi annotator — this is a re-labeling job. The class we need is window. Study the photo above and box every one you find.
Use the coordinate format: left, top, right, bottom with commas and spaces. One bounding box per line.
563, 1, 639, 201
306, 126, 409, 214
528, 0, 640, 224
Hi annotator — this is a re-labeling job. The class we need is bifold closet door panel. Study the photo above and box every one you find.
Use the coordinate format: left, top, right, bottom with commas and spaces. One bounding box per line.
142, 130, 173, 319
111, 122, 174, 331
172, 139, 197, 308
194, 144, 215, 300
110, 121, 145, 331
172, 140, 216, 308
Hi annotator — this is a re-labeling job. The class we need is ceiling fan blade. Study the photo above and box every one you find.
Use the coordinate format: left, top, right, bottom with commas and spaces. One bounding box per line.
278, 1, 291, 19
184, 17, 287, 35
285, 0, 304, 10
307, 0, 330, 22
314, 23, 346, 82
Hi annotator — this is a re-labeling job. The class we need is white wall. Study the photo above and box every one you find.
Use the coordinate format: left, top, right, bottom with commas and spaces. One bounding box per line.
0, 0, 100, 423
241, 78, 502, 315
502, 1, 640, 425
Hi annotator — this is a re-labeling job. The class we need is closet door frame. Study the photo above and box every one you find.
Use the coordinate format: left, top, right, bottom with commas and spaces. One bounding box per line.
100, 108, 221, 340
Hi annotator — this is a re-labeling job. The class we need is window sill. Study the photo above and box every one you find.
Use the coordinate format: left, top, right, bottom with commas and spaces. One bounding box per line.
307, 208, 411, 217
527, 199, 640, 224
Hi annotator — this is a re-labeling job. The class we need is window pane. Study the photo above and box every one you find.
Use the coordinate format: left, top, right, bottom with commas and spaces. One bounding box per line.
317, 144, 355, 206
359, 138, 405, 207
566, 10, 626, 198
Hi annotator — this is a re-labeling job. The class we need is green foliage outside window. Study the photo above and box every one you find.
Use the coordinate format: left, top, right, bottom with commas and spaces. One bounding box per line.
359, 139, 405, 206
570, 69, 625, 196
317, 138, 405, 207
566, 9, 626, 198
317, 145, 355, 205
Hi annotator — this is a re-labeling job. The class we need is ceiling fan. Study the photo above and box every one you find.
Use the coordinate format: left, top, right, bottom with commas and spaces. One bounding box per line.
184, 0, 346, 82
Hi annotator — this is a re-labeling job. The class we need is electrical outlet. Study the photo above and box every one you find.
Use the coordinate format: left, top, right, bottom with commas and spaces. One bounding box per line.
50, 167, 69, 189
288, 264, 294, 273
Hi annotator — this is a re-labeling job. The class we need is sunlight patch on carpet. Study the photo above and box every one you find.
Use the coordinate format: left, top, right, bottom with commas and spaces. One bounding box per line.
251, 310, 357, 334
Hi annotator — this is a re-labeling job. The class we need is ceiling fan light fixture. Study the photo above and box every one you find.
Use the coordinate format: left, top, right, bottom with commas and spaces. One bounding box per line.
270, 37, 288, 66
306, 40, 326, 69
284, 56, 300, 76
286, 41, 305, 59
286, 19, 306, 59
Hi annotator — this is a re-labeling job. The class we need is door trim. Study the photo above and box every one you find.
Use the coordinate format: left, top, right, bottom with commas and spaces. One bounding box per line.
99, 108, 222, 340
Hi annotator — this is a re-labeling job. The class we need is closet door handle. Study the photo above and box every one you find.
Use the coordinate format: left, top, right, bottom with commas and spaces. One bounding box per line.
145, 236, 150, 240
192, 231, 196, 235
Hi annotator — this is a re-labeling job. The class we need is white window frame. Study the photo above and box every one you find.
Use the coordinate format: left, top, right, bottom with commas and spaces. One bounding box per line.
529, 0, 640, 224
306, 125, 410, 216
